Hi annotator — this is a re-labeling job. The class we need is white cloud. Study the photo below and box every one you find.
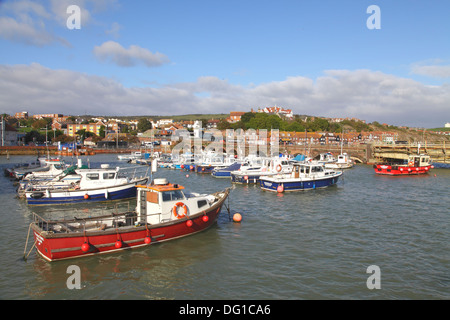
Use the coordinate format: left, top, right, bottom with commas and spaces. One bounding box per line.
93, 41, 170, 67
411, 64, 450, 79
0, 64, 449, 128
0, 0, 118, 47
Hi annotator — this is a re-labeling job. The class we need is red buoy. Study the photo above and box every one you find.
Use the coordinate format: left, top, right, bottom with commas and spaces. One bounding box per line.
202, 215, 209, 222
277, 185, 284, 193
186, 220, 193, 227
84, 194, 89, 200
144, 236, 151, 244
81, 242, 90, 252
115, 240, 122, 249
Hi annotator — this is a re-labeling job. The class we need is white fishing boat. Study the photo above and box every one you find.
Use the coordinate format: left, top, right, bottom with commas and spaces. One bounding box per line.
25, 165, 149, 205
231, 156, 292, 184
118, 151, 143, 161
324, 153, 354, 169
21, 159, 69, 181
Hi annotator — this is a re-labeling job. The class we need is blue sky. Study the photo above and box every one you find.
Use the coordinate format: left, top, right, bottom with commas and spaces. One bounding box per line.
0, 0, 449, 128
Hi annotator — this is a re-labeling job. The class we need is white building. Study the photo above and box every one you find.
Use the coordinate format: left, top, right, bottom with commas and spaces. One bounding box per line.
445, 122, 450, 128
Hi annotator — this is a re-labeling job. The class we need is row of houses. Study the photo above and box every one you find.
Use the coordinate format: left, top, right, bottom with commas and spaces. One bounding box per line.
226, 106, 294, 123
223, 130, 398, 146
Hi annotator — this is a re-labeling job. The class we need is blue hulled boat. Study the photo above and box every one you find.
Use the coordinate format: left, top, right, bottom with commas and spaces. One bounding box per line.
259, 162, 342, 192
212, 162, 242, 178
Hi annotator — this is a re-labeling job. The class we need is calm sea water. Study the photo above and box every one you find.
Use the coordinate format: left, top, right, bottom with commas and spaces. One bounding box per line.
0, 154, 448, 300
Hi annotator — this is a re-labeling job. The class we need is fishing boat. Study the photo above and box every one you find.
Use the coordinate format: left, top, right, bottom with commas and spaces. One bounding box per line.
118, 151, 143, 161
259, 162, 343, 192
27, 178, 230, 261
24, 165, 148, 205
4, 160, 43, 179
373, 154, 433, 176
324, 153, 354, 169
21, 159, 69, 181
317, 152, 336, 166
212, 162, 242, 178
231, 157, 292, 184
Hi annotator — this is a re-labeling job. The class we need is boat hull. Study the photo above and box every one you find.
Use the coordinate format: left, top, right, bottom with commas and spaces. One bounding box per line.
25, 178, 148, 205
231, 173, 263, 184
373, 164, 433, 176
259, 174, 341, 192
31, 191, 228, 261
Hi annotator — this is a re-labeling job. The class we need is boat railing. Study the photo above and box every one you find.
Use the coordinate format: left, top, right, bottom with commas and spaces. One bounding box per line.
117, 165, 150, 181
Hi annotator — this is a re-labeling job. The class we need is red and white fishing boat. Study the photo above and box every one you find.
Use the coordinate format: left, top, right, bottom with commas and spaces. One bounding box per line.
373, 154, 434, 176
27, 178, 230, 261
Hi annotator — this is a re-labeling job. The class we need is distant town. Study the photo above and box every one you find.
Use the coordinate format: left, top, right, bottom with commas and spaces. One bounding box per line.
1, 107, 449, 150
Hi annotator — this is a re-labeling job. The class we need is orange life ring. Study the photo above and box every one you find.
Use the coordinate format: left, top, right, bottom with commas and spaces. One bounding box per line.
408, 161, 414, 167
173, 202, 188, 219
276, 164, 282, 172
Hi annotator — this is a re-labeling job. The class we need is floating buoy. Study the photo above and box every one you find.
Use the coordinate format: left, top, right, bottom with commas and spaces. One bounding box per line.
115, 240, 122, 249
84, 193, 90, 200
277, 185, 284, 193
233, 213, 242, 223
244, 175, 248, 180
186, 174, 189, 178
186, 220, 193, 227
181, 165, 185, 169
202, 215, 209, 222
144, 236, 151, 244
81, 242, 90, 252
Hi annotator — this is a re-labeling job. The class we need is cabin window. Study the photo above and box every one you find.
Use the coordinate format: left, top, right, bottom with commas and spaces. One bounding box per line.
146, 191, 158, 204
162, 190, 184, 202
197, 200, 208, 208
86, 173, 99, 180
103, 172, 116, 179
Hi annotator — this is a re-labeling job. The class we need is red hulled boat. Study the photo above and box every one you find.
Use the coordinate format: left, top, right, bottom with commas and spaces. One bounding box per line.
28, 178, 230, 261
373, 154, 434, 176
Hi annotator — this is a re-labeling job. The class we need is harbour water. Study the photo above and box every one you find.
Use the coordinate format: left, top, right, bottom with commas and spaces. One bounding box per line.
0, 154, 449, 300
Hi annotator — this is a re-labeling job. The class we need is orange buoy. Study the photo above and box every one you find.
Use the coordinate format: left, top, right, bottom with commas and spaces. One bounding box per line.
144, 236, 151, 244
202, 215, 209, 223
277, 185, 284, 193
233, 213, 242, 223
84, 194, 89, 200
115, 240, 122, 249
81, 242, 90, 252
186, 220, 193, 227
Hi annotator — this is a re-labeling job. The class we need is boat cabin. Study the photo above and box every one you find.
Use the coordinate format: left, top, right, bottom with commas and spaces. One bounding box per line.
75, 165, 127, 189
136, 178, 216, 224
289, 163, 339, 179
406, 154, 432, 167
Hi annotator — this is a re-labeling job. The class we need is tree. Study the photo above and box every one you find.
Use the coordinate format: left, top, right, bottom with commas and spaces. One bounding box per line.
217, 119, 232, 130
137, 118, 152, 132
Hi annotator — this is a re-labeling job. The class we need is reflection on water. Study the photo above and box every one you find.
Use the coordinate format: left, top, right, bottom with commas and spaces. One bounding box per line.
0, 154, 449, 299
